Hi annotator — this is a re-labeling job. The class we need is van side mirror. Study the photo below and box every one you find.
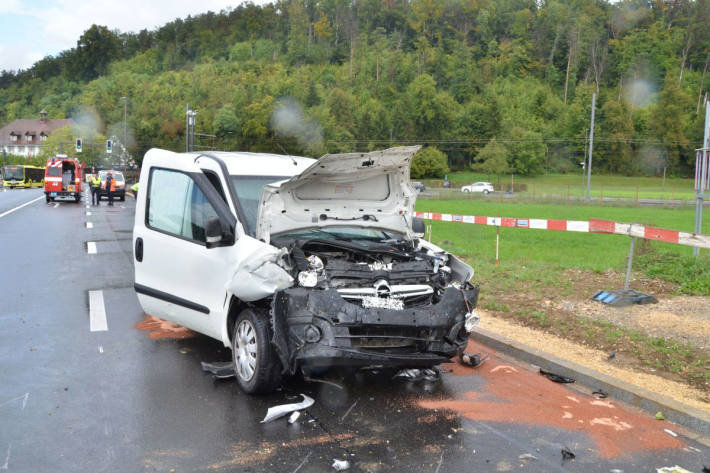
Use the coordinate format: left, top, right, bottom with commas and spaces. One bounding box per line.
412, 217, 426, 236
205, 217, 223, 248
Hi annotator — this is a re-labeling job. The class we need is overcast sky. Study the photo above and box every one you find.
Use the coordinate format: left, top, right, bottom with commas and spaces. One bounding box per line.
0, 0, 266, 72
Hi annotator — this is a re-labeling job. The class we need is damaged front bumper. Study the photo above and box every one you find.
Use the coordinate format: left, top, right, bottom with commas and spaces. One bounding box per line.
271, 284, 480, 374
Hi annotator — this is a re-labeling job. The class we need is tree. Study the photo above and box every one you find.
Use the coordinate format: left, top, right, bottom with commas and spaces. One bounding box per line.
75, 25, 121, 81
213, 104, 239, 138
411, 146, 449, 178
475, 138, 510, 177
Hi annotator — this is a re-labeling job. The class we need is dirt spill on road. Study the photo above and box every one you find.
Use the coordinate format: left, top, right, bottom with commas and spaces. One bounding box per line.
420, 341, 683, 458
135, 314, 195, 339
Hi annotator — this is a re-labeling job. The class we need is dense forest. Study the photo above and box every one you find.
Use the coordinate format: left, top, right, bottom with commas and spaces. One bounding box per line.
1, 0, 709, 176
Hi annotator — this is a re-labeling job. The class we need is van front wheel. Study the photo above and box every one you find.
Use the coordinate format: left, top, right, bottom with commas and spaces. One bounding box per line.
232, 309, 282, 394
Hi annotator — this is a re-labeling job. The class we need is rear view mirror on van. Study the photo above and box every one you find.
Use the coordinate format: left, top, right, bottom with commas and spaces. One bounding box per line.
205, 217, 223, 248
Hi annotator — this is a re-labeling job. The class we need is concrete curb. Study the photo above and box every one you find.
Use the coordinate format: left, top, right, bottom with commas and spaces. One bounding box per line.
470, 328, 710, 440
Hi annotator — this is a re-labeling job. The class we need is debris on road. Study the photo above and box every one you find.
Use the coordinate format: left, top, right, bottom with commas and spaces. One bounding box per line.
655, 411, 665, 421
393, 368, 440, 382
460, 351, 489, 368
592, 389, 608, 399
261, 394, 315, 423
656, 467, 694, 473
200, 361, 235, 379
332, 459, 350, 470
561, 447, 575, 462
518, 453, 538, 462
288, 411, 300, 424
540, 369, 575, 384
663, 429, 678, 437
607, 351, 616, 359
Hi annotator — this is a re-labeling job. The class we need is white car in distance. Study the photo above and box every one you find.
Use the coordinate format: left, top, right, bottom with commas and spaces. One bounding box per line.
461, 182, 494, 194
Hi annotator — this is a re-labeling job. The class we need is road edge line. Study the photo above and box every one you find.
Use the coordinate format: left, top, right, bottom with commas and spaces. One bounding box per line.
470, 328, 710, 441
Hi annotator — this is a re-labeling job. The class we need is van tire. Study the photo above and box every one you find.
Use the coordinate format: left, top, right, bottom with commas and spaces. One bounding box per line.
232, 308, 282, 394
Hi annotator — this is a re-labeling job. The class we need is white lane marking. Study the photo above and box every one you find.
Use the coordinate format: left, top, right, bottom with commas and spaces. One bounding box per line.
1, 444, 10, 470
0, 195, 44, 219
86, 222, 93, 229
87, 242, 97, 254
86, 211, 92, 216
98, 346, 104, 353
89, 290, 108, 332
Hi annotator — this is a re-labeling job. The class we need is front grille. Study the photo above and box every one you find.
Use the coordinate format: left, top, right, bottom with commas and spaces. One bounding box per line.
338, 284, 434, 309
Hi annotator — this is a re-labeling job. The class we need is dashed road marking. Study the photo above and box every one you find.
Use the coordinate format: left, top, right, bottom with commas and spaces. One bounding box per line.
86, 222, 93, 229
98, 346, 104, 353
0, 196, 44, 219
86, 211, 92, 216
89, 290, 108, 332
87, 242, 97, 254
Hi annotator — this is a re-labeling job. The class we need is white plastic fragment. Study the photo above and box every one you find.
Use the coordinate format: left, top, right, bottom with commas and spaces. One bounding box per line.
663, 429, 678, 437
261, 394, 314, 423
288, 411, 300, 424
332, 459, 350, 471
518, 453, 538, 461
656, 466, 694, 473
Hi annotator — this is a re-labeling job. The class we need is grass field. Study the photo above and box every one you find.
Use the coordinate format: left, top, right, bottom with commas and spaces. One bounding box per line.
430, 172, 697, 201
414, 199, 709, 272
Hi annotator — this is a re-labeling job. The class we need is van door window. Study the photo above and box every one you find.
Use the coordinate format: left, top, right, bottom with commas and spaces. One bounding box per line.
147, 168, 219, 244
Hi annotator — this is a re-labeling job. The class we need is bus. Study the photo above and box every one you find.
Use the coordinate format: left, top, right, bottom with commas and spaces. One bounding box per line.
2, 165, 45, 188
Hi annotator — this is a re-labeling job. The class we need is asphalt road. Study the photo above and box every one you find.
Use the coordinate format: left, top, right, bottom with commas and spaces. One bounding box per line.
0, 187, 708, 472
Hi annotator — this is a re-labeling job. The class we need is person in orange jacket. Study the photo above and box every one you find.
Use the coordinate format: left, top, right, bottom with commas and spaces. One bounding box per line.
106, 172, 116, 206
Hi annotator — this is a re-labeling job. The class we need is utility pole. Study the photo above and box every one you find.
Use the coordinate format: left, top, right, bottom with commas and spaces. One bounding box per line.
694, 99, 710, 256
586, 93, 596, 201
186, 103, 190, 152
121, 97, 128, 168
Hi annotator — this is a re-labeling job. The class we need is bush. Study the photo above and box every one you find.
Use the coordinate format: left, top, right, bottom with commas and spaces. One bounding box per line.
411, 146, 450, 179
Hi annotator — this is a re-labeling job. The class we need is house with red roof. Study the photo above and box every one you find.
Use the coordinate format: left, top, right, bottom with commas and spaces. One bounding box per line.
0, 110, 76, 158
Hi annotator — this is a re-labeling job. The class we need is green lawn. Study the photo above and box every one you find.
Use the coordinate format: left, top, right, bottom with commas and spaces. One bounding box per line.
433, 172, 696, 201
414, 200, 709, 273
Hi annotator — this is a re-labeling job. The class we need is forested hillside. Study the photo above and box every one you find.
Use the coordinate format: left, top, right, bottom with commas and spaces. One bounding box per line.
1, 0, 709, 176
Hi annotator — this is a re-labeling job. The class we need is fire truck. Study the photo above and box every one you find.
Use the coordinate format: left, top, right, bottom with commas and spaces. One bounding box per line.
44, 155, 85, 203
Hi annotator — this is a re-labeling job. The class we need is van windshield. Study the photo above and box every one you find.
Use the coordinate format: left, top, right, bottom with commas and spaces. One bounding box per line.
230, 175, 288, 236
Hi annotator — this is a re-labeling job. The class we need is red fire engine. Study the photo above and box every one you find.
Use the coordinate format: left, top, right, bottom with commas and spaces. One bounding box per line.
44, 155, 85, 203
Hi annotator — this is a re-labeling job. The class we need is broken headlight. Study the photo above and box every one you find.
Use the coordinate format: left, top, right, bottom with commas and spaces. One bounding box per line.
297, 255, 324, 288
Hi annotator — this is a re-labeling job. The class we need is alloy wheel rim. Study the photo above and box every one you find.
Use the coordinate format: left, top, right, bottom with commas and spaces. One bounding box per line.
235, 320, 257, 381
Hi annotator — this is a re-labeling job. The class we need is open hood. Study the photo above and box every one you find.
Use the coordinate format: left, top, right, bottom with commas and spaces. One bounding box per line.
256, 146, 421, 243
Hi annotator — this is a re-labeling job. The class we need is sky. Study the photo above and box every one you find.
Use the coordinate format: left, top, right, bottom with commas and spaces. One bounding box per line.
0, 0, 265, 71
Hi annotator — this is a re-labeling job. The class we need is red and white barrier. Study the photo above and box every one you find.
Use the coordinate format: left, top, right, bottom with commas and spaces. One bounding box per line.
414, 212, 710, 250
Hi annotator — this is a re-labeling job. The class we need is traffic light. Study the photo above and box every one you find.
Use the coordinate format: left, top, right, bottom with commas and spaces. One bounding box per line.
76, 138, 82, 153
106, 139, 112, 154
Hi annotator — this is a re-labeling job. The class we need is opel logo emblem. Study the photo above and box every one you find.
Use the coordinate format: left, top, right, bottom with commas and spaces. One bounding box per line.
374, 279, 391, 298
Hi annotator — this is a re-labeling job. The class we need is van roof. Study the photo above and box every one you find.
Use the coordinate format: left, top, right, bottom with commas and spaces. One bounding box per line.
144, 149, 315, 177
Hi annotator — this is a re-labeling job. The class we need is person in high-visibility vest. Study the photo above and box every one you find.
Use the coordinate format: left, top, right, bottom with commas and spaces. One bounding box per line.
130, 182, 139, 200
106, 172, 116, 206
90, 171, 101, 206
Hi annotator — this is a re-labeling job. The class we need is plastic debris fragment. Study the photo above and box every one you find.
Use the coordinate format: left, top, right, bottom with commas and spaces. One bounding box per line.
200, 361, 235, 379
657, 467, 695, 473
288, 411, 300, 424
261, 394, 314, 423
664, 429, 678, 437
561, 447, 575, 462
655, 411, 665, 421
393, 368, 441, 382
332, 459, 350, 470
518, 453, 538, 461
460, 352, 489, 368
540, 369, 575, 384
592, 389, 608, 399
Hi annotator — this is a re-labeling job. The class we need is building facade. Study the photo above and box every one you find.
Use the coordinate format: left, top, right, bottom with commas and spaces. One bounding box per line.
0, 110, 76, 158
